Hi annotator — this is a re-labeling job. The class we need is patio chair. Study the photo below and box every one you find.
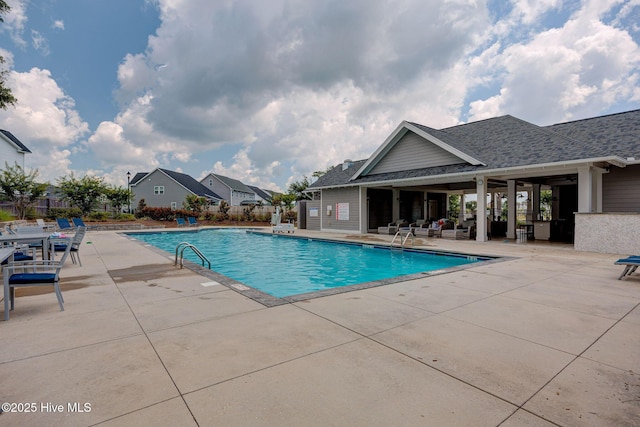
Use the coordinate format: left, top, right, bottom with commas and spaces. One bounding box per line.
36, 218, 55, 231
615, 255, 640, 280
3, 237, 72, 320
176, 217, 186, 227
377, 219, 408, 235
187, 216, 198, 227
72, 217, 97, 231
56, 218, 74, 230
52, 227, 86, 266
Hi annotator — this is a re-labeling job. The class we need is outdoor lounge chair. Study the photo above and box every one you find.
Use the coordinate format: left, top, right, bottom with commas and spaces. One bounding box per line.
273, 222, 295, 233
72, 217, 97, 230
3, 237, 72, 320
377, 219, 408, 235
187, 216, 198, 227
176, 217, 186, 227
56, 218, 74, 230
36, 218, 55, 231
615, 255, 640, 280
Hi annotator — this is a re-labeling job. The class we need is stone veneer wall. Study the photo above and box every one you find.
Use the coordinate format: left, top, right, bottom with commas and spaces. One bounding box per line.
574, 213, 640, 255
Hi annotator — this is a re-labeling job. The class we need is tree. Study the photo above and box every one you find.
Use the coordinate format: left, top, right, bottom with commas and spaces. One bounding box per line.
183, 194, 208, 216
0, 1, 17, 109
447, 194, 460, 220
0, 162, 47, 219
287, 176, 312, 201
56, 174, 108, 217
105, 186, 132, 216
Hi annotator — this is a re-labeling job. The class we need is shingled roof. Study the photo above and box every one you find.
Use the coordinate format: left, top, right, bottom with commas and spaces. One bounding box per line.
132, 169, 222, 200
309, 110, 640, 189
0, 130, 32, 153
209, 173, 255, 194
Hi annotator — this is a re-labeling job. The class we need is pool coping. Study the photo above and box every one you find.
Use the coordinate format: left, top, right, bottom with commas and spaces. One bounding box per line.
123, 228, 511, 307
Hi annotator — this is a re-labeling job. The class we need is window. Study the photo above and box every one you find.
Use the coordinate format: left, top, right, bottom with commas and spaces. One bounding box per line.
170, 202, 177, 210
209, 179, 213, 186
154, 186, 165, 195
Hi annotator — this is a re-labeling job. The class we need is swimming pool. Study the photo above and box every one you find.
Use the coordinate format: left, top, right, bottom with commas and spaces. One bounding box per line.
127, 228, 493, 300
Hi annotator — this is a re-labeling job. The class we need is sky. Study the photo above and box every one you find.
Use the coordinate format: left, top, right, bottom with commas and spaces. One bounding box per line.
0, 0, 639, 192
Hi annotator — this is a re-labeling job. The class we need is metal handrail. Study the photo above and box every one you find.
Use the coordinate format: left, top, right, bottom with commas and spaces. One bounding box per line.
402, 230, 414, 247
175, 242, 211, 269
390, 230, 414, 250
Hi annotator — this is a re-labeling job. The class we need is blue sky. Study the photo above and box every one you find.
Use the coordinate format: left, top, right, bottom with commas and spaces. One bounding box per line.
1, 0, 639, 192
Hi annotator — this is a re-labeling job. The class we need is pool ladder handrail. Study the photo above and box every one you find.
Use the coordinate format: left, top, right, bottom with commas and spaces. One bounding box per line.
175, 242, 211, 269
390, 230, 414, 249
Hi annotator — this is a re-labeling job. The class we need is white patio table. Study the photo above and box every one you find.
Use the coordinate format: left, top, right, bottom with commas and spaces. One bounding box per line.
0, 232, 51, 260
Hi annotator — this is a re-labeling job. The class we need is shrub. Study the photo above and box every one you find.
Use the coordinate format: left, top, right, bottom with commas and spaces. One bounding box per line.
47, 207, 83, 220
88, 211, 110, 221
0, 209, 15, 221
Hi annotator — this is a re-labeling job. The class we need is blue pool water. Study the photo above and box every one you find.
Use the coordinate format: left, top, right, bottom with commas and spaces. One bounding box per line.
128, 229, 485, 298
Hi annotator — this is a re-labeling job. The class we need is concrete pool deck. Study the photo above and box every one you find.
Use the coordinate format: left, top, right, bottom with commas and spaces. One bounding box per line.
1, 227, 639, 426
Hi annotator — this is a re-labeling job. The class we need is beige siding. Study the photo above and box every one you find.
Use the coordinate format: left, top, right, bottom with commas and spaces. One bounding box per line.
369, 131, 464, 175
603, 164, 640, 212
321, 187, 360, 231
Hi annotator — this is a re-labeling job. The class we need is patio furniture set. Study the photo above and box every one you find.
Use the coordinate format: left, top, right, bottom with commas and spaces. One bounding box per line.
1, 221, 86, 320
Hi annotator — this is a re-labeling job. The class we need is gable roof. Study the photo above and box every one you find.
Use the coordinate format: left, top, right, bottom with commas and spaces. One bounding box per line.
310, 110, 640, 189
0, 130, 32, 153
247, 185, 273, 201
205, 173, 255, 193
132, 168, 222, 200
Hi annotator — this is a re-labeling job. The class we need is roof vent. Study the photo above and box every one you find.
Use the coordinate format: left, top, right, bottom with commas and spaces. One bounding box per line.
342, 159, 353, 171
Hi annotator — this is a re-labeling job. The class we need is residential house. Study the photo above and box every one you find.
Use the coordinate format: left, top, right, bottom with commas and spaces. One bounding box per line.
305, 109, 640, 254
201, 173, 256, 206
247, 185, 276, 205
130, 168, 221, 210
0, 130, 31, 169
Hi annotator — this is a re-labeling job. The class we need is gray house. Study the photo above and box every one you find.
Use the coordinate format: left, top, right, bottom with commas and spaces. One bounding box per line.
247, 185, 276, 205
130, 168, 221, 210
0, 130, 31, 169
306, 109, 640, 254
201, 173, 256, 206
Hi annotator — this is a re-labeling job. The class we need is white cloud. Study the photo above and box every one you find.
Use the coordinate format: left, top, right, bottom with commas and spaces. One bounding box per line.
468, 1, 640, 124
30, 30, 49, 55
1, 0, 28, 47
52, 20, 64, 30
1, 0, 639, 191
0, 66, 89, 182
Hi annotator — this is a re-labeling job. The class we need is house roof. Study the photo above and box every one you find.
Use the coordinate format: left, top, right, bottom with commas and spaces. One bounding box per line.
247, 185, 273, 201
310, 110, 640, 189
132, 168, 222, 200
206, 173, 255, 193
0, 130, 32, 153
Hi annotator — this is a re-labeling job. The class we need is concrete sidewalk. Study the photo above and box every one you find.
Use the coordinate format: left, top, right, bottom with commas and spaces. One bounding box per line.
1, 228, 639, 426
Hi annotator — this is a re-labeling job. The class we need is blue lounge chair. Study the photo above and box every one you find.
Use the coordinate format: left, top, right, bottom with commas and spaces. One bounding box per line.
56, 218, 74, 230
72, 217, 97, 231
187, 216, 198, 227
3, 237, 72, 320
176, 217, 186, 227
615, 255, 640, 280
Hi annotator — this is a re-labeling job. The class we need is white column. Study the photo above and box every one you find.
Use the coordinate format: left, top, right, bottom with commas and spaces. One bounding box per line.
507, 180, 517, 239
577, 167, 593, 213
475, 176, 488, 242
459, 193, 466, 223
532, 184, 541, 221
